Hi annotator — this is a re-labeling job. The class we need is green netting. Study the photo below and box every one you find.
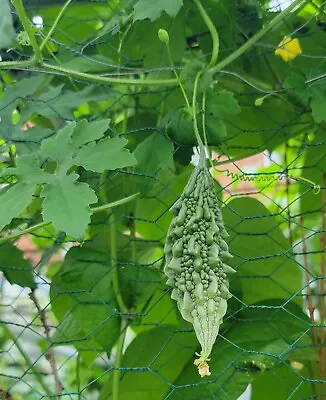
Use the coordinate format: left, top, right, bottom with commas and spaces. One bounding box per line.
0, 0, 326, 399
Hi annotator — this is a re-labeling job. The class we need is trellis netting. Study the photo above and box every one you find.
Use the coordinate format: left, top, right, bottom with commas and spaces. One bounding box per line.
0, 0, 325, 399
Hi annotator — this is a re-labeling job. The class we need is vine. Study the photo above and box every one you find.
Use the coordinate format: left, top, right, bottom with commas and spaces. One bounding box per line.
0, 0, 307, 87
215, 168, 320, 193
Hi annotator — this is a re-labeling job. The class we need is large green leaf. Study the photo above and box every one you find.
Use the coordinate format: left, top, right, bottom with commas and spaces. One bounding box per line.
1, 120, 135, 238
133, 0, 183, 21
51, 246, 120, 353
169, 301, 313, 400
0, 76, 46, 122
21, 85, 115, 121
0, 243, 36, 289
26, 3, 112, 48
0, 182, 36, 231
0, 0, 16, 49
99, 326, 197, 400
0, 155, 50, 231
251, 364, 316, 399
133, 132, 174, 194
115, 10, 186, 68
74, 136, 137, 173
223, 197, 302, 305
135, 166, 193, 240
41, 174, 97, 239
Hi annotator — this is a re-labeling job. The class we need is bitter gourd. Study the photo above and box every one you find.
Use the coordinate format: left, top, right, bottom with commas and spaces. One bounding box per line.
164, 149, 235, 377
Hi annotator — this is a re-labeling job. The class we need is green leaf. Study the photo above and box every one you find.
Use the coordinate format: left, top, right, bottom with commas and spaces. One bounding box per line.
251, 364, 315, 400
133, 0, 183, 21
310, 87, 326, 123
164, 107, 194, 145
0, 76, 45, 119
283, 71, 310, 105
136, 166, 193, 240
74, 136, 137, 173
109, 10, 186, 68
2, 120, 135, 238
205, 117, 228, 141
0, 0, 16, 49
0, 155, 50, 231
133, 132, 174, 194
170, 301, 312, 400
119, 260, 162, 310
206, 89, 241, 119
99, 326, 198, 400
180, 59, 212, 92
0, 243, 36, 289
51, 311, 101, 364
3, 154, 49, 182
283, 73, 326, 123
0, 183, 36, 231
72, 119, 111, 148
51, 246, 120, 353
41, 174, 97, 238
222, 197, 302, 305
39, 122, 75, 166
21, 85, 114, 122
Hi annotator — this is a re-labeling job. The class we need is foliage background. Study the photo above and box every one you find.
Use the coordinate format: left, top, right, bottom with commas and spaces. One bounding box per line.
0, 0, 325, 399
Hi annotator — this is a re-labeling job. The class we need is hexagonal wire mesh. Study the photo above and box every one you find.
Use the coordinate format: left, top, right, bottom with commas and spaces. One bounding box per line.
0, 0, 325, 399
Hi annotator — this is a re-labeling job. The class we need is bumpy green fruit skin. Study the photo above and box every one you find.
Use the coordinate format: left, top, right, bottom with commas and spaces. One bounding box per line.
164, 152, 235, 375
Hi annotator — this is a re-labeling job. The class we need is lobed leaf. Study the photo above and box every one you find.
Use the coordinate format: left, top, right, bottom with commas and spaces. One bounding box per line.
133, 0, 183, 21
0, 243, 36, 289
41, 174, 97, 238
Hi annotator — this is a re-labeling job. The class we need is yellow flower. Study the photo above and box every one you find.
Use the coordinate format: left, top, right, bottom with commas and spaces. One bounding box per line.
275, 35, 302, 62
194, 353, 211, 378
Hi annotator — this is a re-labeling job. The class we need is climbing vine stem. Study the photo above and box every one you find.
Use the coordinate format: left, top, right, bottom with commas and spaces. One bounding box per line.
3, 0, 306, 86
0, 192, 139, 244
11, 0, 42, 63
210, 0, 306, 74
192, 72, 204, 154
194, 0, 219, 68
99, 171, 129, 400
40, 0, 73, 51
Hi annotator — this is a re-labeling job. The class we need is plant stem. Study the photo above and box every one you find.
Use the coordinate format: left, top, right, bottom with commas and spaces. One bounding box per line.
165, 43, 190, 108
319, 175, 326, 395
35, 231, 66, 272
41, 62, 178, 86
1, 324, 52, 395
0, 59, 35, 68
284, 142, 293, 246
194, 0, 219, 68
9, 145, 16, 167
110, 213, 128, 314
110, 212, 128, 400
11, 0, 42, 64
99, 172, 129, 400
0, 221, 49, 244
3, 0, 305, 86
192, 72, 204, 153
209, 0, 307, 74
29, 291, 63, 398
40, 0, 73, 51
0, 192, 139, 244
300, 216, 319, 400
76, 353, 81, 400
93, 192, 139, 214
112, 318, 128, 400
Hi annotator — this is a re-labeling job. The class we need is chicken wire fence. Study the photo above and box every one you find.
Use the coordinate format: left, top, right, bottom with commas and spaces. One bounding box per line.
0, 0, 326, 399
